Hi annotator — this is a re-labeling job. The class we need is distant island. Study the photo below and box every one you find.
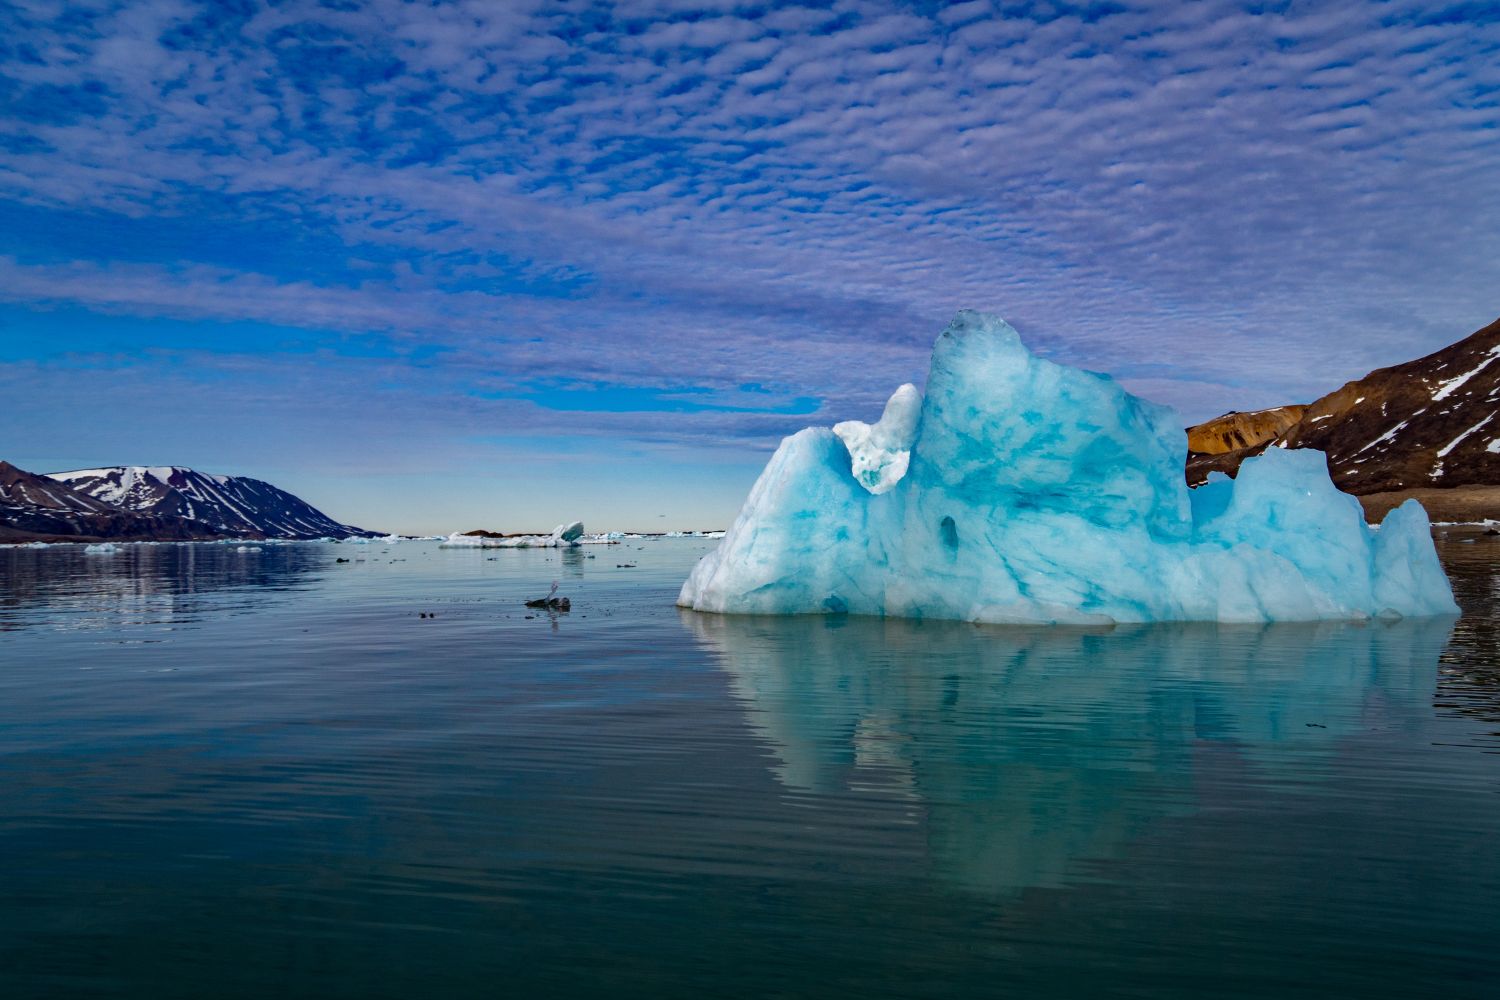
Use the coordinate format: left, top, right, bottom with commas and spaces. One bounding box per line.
0, 463, 376, 543
1186, 314, 1500, 522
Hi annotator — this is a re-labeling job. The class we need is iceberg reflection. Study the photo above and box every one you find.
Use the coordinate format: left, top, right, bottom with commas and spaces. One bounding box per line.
685, 611, 1453, 894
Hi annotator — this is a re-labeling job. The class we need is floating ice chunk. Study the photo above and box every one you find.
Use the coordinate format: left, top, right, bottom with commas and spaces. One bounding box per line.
236, 546, 263, 553
833, 383, 922, 494
84, 543, 119, 555
679, 310, 1458, 624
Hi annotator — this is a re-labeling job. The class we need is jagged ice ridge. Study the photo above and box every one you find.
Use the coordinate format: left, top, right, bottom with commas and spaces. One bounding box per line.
679, 312, 1458, 624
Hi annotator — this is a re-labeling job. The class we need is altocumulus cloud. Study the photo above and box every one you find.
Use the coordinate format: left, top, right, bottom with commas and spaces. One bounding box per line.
2, 0, 1499, 468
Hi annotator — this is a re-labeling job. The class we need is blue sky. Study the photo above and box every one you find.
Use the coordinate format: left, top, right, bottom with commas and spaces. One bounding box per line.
2, 0, 1497, 533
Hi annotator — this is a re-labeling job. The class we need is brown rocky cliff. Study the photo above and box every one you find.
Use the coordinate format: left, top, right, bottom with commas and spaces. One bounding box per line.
1186, 406, 1306, 455
1186, 315, 1500, 501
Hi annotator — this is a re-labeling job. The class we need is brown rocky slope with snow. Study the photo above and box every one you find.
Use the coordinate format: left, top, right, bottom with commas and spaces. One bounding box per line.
1187, 315, 1500, 520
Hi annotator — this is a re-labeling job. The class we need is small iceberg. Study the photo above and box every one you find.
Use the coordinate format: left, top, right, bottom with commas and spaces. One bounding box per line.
679, 311, 1459, 624
83, 543, 119, 555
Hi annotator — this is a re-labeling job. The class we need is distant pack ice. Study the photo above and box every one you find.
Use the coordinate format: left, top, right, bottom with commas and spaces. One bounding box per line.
440, 521, 592, 548
679, 311, 1458, 624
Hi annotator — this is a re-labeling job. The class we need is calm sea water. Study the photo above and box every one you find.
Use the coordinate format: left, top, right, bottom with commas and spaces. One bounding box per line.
2, 535, 1498, 998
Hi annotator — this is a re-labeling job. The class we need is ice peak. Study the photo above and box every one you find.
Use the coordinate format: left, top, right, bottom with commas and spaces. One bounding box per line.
938, 308, 1025, 348
834, 383, 922, 495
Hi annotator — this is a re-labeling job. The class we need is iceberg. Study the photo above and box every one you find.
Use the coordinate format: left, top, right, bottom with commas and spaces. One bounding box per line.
679, 311, 1458, 624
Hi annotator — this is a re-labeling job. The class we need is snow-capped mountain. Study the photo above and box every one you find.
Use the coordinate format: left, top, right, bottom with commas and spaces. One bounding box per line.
45, 466, 374, 540
1188, 314, 1500, 494
0, 461, 222, 542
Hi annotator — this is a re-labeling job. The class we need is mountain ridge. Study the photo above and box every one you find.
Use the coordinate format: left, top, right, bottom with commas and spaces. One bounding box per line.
0, 461, 376, 542
48, 466, 374, 540
0, 461, 226, 542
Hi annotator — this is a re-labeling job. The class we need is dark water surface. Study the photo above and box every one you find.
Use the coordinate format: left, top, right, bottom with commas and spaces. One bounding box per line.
2, 535, 1498, 998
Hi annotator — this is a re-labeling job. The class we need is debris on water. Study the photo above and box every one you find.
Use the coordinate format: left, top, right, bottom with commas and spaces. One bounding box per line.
336, 557, 350, 563
617, 563, 637, 568
524, 581, 571, 611
1305, 722, 1326, 728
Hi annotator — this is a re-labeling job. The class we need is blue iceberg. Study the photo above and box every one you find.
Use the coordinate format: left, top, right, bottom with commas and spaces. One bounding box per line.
679, 311, 1458, 624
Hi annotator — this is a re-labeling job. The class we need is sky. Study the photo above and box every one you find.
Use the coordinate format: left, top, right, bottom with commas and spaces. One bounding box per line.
1, 0, 1497, 534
